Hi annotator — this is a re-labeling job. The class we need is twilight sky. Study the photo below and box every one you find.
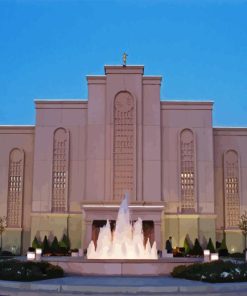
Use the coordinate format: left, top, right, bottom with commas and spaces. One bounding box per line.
0, 0, 246, 126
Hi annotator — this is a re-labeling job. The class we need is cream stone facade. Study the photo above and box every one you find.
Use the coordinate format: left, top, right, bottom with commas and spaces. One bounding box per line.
0, 65, 247, 254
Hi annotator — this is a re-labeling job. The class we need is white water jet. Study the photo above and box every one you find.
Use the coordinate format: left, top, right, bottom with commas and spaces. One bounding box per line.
87, 193, 158, 259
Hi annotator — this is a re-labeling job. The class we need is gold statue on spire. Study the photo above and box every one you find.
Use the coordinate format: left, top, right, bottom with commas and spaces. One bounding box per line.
122, 52, 128, 66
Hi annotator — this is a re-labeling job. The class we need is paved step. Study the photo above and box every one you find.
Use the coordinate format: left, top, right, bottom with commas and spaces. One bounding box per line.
1, 276, 247, 295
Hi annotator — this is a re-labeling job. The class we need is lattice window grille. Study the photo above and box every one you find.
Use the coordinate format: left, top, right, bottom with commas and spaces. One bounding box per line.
113, 92, 135, 200
180, 130, 195, 211
224, 151, 240, 228
52, 129, 69, 213
7, 149, 24, 228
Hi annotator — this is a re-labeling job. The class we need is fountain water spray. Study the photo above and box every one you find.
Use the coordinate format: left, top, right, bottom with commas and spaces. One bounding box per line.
87, 193, 157, 259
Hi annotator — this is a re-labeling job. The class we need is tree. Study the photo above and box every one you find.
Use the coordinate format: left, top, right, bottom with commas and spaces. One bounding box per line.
32, 236, 42, 249
183, 235, 192, 255
42, 235, 50, 254
207, 237, 216, 253
218, 236, 229, 257
189, 238, 203, 256
238, 211, 247, 252
51, 236, 59, 253
59, 234, 70, 251
0, 216, 7, 251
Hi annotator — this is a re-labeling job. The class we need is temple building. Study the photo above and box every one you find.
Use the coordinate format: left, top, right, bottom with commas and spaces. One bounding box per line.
0, 64, 247, 254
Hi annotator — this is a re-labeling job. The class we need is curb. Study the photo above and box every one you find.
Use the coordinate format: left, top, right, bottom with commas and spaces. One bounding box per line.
1, 281, 247, 294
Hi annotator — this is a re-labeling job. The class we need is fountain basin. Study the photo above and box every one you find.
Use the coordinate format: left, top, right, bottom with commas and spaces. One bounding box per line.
45, 257, 203, 276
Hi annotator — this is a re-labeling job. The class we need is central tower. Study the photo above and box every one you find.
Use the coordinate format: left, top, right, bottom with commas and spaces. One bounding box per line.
113, 91, 136, 200
86, 65, 162, 203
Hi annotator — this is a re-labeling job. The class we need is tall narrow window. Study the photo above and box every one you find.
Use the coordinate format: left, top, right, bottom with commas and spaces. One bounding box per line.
113, 91, 136, 200
180, 129, 196, 212
7, 148, 24, 228
52, 128, 69, 212
224, 150, 240, 228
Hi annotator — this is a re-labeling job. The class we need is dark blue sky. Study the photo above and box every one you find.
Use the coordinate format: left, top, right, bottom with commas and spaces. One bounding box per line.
0, 0, 247, 126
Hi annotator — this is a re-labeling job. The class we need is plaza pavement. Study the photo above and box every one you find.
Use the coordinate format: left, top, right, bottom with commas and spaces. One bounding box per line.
1, 275, 247, 295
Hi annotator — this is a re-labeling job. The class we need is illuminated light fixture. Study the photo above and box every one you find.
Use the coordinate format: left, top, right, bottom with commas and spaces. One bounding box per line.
203, 249, 210, 262
35, 248, 42, 254
210, 253, 219, 261
27, 251, 35, 261
35, 248, 42, 261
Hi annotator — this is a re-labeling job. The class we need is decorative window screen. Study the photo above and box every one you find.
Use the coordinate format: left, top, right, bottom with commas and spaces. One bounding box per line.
7, 148, 24, 228
180, 129, 196, 212
52, 128, 69, 212
224, 150, 240, 228
113, 92, 136, 200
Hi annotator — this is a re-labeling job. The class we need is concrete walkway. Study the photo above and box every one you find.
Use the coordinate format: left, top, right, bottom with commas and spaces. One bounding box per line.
1, 275, 247, 295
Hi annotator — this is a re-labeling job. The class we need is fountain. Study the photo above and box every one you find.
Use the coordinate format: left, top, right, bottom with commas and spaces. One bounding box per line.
46, 195, 199, 275
87, 193, 158, 259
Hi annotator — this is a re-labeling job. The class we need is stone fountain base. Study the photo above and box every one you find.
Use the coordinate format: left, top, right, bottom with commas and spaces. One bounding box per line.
45, 257, 202, 276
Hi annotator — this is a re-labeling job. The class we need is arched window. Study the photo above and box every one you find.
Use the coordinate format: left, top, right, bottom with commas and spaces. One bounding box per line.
113, 91, 136, 200
52, 128, 69, 212
180, 129, 196, 212
224, 150, 240, 228
7, 148, 24, 228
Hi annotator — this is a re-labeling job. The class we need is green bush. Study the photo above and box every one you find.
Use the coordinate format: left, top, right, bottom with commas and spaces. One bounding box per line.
0, 259, 64, 281
189, 238, 203, 256
183, 236, 192, 255
32, 236, 42, 249
206, 238, 215, 253
42, 236, 50, 254
0, 251, 14, 257
218, 237, 229, 257
229, 252, 245, 259
51, 236, 59, 253
59, 234, 70, 251
172, 260, 247, 283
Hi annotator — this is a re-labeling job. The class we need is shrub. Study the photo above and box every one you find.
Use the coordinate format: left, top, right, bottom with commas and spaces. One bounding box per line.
172, 260, 247, 283
183, 236, 192, 255
0, 259, 64, 281
28, 247, 35, 252
218, 237, 229, 257
59, 234, 70, 251
51, 236, 59, 253
0, 250, 14, 257
230, 252, 245, 259
32, 236, 42, 249
42, 236, 50, 254
216, 241, 221, 249
189, 238, 203, 256
70, 248, 79, 253
206, 238, 216, 253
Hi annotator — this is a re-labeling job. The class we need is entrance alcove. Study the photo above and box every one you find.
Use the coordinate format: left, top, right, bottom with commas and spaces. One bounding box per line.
91, 219, 154, 247
82, 203, 164, 251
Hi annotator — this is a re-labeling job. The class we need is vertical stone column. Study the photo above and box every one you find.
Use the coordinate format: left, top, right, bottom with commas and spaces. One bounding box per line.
154, 221, 162, 250
83, 220, 92, 250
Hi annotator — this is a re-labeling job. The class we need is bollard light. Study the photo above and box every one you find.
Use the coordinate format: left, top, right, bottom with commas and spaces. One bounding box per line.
27, 251, 35, 261
210, 253, 219, 261
203, 249, 210, 262
35, 248, 42, 261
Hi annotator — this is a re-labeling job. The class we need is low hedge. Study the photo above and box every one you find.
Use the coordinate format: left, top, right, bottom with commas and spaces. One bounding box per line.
171, 260, 247, 283
0, 259, 64, 281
